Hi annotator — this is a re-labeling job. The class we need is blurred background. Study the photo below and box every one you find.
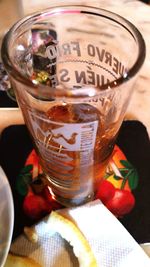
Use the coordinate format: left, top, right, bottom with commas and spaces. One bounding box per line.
0, 0, 150, 135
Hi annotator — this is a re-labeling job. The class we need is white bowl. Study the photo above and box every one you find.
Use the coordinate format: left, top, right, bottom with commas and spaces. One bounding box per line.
0, 167, 14, 267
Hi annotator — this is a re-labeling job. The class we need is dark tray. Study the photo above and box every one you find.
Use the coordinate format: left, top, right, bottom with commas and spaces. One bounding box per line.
0, 121, 150, 244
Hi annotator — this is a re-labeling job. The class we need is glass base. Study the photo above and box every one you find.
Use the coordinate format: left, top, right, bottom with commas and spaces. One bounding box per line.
45, 173, 95, 207
52, 192, 95, 207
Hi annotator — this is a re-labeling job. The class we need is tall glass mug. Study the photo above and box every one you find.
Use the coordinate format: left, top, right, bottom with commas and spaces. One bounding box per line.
1, 6, 145, 206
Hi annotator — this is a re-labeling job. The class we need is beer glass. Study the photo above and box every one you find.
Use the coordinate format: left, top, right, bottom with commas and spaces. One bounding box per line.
1, 5, 145, 206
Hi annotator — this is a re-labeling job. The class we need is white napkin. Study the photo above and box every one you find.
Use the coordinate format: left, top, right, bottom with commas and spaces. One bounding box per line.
10, 200, 150, 267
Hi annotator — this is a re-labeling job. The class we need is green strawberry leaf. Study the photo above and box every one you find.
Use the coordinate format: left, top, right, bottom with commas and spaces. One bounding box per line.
128, 169, 139, 190
16, 173, 32, 196
114, 175, 122, 180
20, 164, 33, 174
120, 169, 128, 177
120, 160, 134, 169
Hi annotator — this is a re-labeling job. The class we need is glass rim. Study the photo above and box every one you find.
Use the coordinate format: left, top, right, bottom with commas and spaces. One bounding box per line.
1, 4, 146, 94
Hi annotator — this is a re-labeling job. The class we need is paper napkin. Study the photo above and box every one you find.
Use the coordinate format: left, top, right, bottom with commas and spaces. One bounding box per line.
10, 200, 150, 267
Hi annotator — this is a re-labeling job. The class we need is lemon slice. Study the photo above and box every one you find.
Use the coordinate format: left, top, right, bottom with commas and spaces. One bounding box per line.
48, 211, 98, 267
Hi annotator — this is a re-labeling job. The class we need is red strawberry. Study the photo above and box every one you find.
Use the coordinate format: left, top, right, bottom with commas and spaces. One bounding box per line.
96, 180, 115, 204
105, 189, 135, 217
23, 194, 50, 220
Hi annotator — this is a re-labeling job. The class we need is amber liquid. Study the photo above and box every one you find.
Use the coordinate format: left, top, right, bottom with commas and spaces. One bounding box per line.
24, 102, 118, 206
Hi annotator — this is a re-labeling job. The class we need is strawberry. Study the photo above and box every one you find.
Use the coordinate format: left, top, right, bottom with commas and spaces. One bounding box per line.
96, 180, 115, 204
105, 189, 135, 217
23, 193, 50, 220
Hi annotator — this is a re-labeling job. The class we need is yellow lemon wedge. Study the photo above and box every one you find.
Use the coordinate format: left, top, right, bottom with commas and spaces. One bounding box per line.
48, 211, 98, 267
